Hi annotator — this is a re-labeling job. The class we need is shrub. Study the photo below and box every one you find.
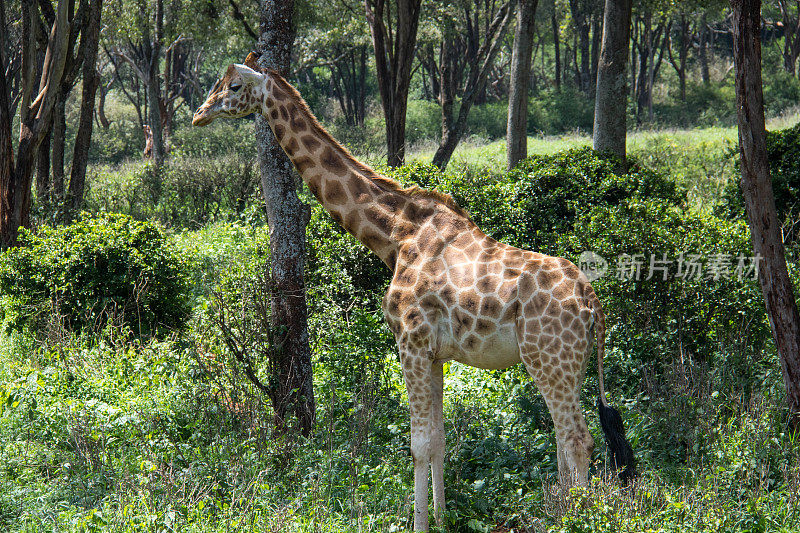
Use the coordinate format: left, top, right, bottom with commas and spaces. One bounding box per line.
763, 68, 800, 117
653, 82, 736, 128
0, 213, 191, 337
718, 121, 800, 242
326, 114, 387, 160
405, 99, 516, 146
467, 101, 509, 139
305, 202, 391, 311
505, 148, 686, 254
630, 134, 737, 211
390, 148, 685, 254
563, 200, 765, 371
529, 88, 595, 133
85, 155, 262, 229
88, 118, 146, 164
170, 120, 257, 159
405, 99, 442, 146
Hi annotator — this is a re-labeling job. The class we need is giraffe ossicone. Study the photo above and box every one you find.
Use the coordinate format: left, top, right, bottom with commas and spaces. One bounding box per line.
194, 53, 636, 532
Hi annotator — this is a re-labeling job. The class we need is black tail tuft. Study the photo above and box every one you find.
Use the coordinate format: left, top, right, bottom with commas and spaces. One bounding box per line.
598, 396, 636, 484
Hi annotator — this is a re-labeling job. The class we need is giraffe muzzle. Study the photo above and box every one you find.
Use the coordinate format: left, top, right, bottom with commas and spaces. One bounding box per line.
192, 106, 214, 127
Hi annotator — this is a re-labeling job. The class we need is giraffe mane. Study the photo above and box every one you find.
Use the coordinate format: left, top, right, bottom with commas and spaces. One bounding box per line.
264, 69, 477, 226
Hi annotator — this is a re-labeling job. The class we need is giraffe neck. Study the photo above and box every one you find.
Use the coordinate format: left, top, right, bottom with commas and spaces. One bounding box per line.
255, 73, 418, 270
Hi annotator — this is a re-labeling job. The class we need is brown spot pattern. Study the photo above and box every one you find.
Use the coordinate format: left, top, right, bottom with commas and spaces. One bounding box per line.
321, 147, 347, 175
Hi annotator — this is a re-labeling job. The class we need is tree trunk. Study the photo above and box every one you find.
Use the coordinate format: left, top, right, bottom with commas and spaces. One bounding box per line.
569, 0, 593, 94
0, 1, 16, 226
36, 126, 52, 205
140, 0, 164, 167
699, 12, 710, 84
1, 0, 71, 248
667, 13, 688, 102
67, 0, 103, 219
731, 0, 800, 429
552, 10, 561, 89
779, 0, 800, 77
51, 90, 66, 200
365, 0, 422, 167
591, 9, 602, 95
256, 0, 315, 437
507, 0, 539, 170
97, 78, 112, 129
678, 15, 687, 101
593, 0, 631, 165
647, 21, 655, 120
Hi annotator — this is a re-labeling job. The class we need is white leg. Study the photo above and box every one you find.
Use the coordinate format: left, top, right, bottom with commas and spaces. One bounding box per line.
430, 360, 445, 526
557, 402, 594, 486
556, 439, 570, 485
402, 351, 433, 532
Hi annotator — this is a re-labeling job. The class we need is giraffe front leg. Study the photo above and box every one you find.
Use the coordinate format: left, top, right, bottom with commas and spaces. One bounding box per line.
401, 349, 434, 532
430, 360, 445, 527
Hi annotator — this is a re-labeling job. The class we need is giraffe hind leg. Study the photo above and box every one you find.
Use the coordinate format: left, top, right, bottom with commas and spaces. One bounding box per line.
430, 360, 445, 527
516, 322, 594, 485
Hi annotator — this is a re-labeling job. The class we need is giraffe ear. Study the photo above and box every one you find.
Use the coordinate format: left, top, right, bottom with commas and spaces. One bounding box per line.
232, 64, 264, 87
244, 51, 260, 68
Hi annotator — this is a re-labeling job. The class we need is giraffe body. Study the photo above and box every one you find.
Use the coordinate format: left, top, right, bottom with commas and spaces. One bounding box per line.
194, 53, 633, 532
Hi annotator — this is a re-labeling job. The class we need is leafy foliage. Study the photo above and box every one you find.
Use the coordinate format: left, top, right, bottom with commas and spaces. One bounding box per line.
2, 133, 800, 532
718, 121, 800, 242
86, 156, 262, 229
393, 147, 685, 254
0, 213, 190, 337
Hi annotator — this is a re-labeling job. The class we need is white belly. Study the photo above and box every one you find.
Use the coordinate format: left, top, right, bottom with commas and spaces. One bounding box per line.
441, 324, 521, 370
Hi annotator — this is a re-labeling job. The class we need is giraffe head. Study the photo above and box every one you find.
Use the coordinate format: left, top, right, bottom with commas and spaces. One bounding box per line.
192, 52, 266, 126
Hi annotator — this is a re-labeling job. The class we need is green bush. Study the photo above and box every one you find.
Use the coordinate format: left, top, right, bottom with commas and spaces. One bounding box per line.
88, 119, 146, 164
530, 88, 595, 133
506, 149, 686, 254
718, 121, 800, 242
85, 155, 262, 229
0, 213, 191, 337
564, 200, 765, 371
305, 203, 390, 308
763, 67, 800, 116
326, 114, 387, 160
405, 99, 516, 146
170, 120, 257, 159
393, 148, 685, 254
467, 101, 509, 139
653, 82, 736, 128
630, 134, 737, 210
405, 99, 442, 146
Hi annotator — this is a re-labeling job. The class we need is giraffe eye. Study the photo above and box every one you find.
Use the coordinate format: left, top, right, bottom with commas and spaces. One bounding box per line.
230, 82, 242, 92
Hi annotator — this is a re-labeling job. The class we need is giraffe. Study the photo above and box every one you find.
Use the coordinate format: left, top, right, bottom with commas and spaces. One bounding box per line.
193, 52, 635, 532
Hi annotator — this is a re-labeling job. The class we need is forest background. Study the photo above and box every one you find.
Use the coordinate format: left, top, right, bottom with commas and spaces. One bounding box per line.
1, 0, 800, 531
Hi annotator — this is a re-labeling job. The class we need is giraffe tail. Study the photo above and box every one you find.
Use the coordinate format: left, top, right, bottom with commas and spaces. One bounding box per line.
587, 286, 636, 484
